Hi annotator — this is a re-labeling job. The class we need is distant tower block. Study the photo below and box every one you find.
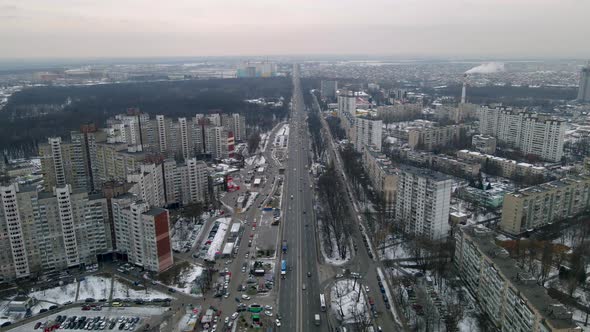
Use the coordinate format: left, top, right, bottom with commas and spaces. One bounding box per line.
578, 61, 590, 102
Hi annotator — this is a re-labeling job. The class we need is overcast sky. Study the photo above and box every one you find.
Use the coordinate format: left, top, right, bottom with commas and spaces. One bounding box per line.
1, 0, 589, 59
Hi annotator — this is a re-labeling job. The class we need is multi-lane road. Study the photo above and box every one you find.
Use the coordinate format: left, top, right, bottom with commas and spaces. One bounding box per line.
278, 65, 406, 332
278, 64, 322, 331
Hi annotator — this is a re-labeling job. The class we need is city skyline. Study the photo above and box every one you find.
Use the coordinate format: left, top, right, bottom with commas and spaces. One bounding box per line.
1, 0, 590, 59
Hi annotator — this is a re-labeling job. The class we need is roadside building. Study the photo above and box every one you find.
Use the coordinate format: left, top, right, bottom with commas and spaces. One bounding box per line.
471, 134, 497, 154
455, 226, 581, 331
500, 175, 590, 234
394, 165, 452, 240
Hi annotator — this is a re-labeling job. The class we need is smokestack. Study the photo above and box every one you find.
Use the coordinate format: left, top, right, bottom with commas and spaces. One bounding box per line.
461, 74, 467, 104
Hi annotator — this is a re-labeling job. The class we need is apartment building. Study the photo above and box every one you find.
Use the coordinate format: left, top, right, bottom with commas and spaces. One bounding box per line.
478, 106, 566, 162
457, 149, 546, 179
40, 127, 107, 192
320, 80, 338, 100
394, 148, 481, 178
354, 117, 383, 152
111, 195, 173, 272
221, 113, 247, 142
454, 226, 581, 332
500, 175, 590, 234
471, 134, 497, 154
362, 146, 398, 210
95, 143, 146, 185
407, 124, 467, 151
127, 158, 209, 208
0, 183, 111, 281
394, 166, 452, 240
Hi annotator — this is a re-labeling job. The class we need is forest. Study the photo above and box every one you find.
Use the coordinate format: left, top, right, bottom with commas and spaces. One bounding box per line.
0, 77, 292, 156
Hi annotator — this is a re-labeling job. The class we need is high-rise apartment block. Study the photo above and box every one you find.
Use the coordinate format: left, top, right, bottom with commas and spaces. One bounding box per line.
500, 175, 590, 235
320, 80, 338, 100
0, 183, 112, 281
355, 117, 383, 152
455, 226, 580, 331
127, 158, 209, 208
111, 195, 173, 273
577, 63, 590, 102
394, 166, 452, 240
337, 91, 383, 152
478, 106, 565, 162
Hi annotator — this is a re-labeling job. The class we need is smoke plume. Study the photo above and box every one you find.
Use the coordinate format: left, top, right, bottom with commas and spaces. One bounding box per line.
465, 62, 505, 74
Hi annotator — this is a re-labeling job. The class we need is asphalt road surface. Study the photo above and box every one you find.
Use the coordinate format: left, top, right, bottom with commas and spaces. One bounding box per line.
278, 64, 323, 332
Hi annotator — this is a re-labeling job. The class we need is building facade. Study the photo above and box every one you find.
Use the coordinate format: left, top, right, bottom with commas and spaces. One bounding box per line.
111, 196, 173, 272
471, 134, 497, 154
578, 64, 590, 102
478, 106, 565, 162
394, 166, 452, 240
500, 175, 590, 234
455, 226, 581, 332
0, 183, 111, 281
408, 124, 467, 151
363, 146, 398, 211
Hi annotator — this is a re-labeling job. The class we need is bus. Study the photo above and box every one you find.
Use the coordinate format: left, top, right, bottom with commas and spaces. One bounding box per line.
281, 260, 287, 275
319, 294, 326, 311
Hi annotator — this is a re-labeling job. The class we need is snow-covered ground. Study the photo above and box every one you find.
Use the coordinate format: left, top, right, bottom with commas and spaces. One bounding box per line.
77, 276, 112, 300
164, 264, 204, 295
318, 218, 352, 266
330, 279, 369, 324
29, 282, 78, 304
204, 217, 231, 262
243, 192, 259, 211
112, 278, 168, 300
377, 235, 413, 261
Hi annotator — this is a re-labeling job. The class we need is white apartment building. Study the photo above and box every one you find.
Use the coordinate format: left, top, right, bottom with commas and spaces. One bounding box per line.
478, 106, 565, 162
0, 183, 111, 281
128, 159, 209, 208
355, 117, 383, 152
156, 115, 168, 153
455, 226, 581, 331
111, 196, 173, 272
394, 166, 452, 240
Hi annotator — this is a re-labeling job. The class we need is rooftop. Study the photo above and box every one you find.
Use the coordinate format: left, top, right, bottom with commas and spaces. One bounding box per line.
462, 226, 579, 330
399, 164, 451, 182
144, 207, 168, 217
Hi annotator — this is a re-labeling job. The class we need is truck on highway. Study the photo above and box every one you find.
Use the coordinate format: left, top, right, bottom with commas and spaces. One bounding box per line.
282, 240, 287, 253
281, 260, 287, 276
314, 314, 320, 326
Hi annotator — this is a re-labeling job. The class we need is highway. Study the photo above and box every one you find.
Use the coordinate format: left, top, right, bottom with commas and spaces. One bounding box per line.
278, 64, 323, 331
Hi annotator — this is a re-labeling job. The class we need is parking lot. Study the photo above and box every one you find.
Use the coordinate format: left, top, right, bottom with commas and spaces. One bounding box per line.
8, 306, 166, 332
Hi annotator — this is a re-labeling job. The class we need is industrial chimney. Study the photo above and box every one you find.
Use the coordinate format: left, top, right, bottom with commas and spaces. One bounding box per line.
461, 74, 467, 104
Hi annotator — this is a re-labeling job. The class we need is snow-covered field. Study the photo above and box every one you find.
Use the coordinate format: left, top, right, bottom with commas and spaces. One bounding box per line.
29, 282, 78, 304
164, 264, 204, 295
377, 235, 413, 261
330, 279, 369, 323
77, 276, 111, 300
111, 279, 168, 300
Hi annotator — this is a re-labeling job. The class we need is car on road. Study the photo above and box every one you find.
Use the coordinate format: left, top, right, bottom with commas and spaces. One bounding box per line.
168, 288, 176, 293
264, 311, 273, 317
275, 319, 281, 327
307, 272, 311, 277
365, 286, 370, 292
264, 305, 273, 310
336, 274, 344, 278
241, 266, 246, 273
231, 312, 239, 320
224, 317, 229, 324
241, 294, 251, 300
302, 284, 306, 290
